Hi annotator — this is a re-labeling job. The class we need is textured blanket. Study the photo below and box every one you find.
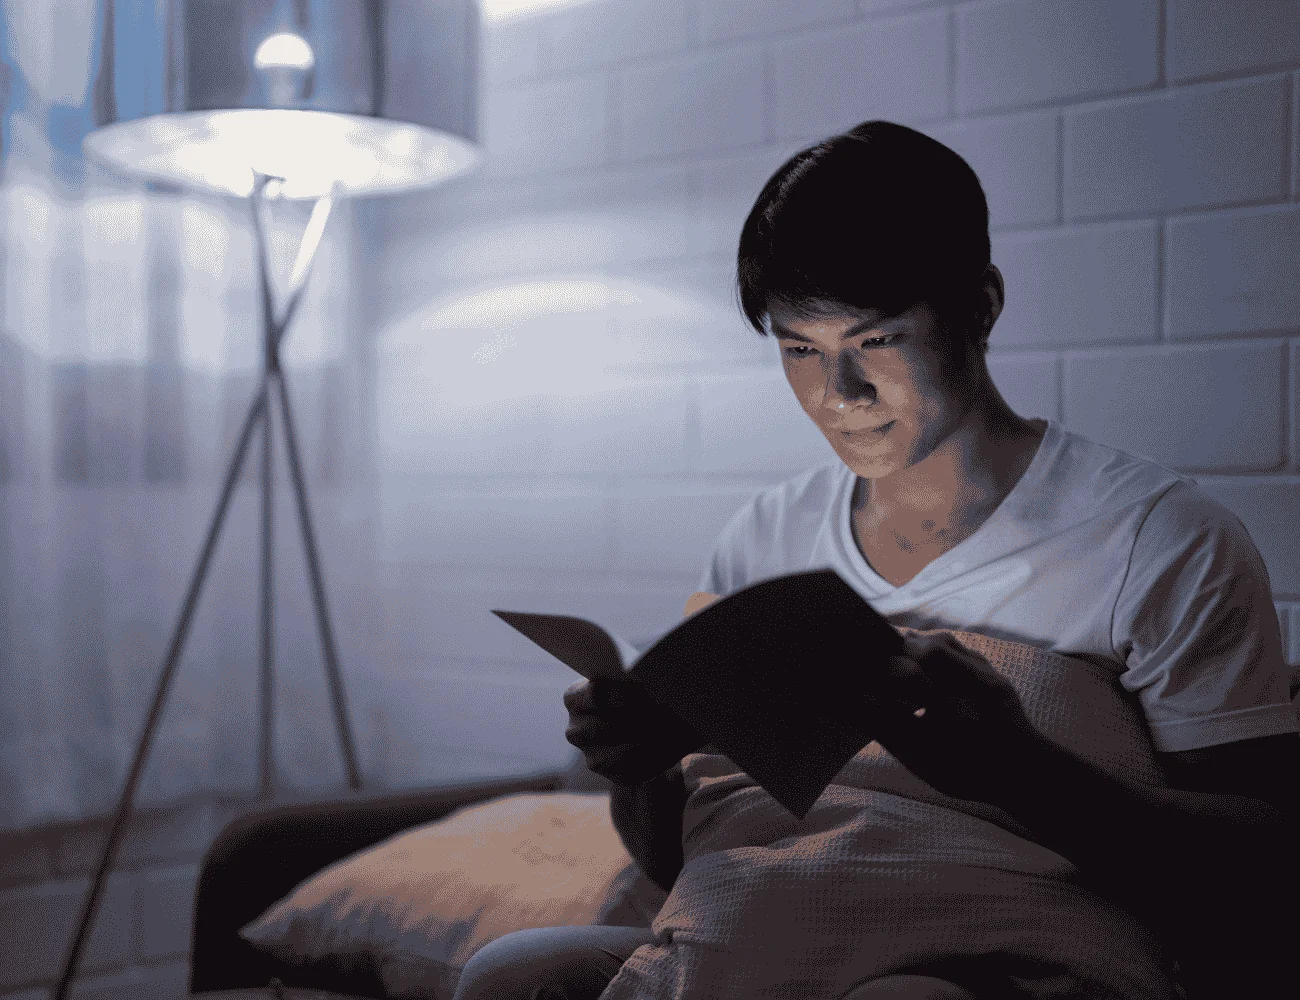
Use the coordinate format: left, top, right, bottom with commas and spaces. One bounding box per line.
596, 628, 1180, 1000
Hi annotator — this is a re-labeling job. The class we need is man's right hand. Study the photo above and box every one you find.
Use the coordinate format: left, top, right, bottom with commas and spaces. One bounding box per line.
564, 676, 707, 786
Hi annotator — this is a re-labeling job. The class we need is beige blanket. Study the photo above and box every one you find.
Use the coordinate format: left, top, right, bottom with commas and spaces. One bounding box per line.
596, 628, 1180, 1000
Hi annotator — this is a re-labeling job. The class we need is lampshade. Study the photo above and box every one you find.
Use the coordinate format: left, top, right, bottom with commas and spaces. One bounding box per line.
82, 0, 481, 199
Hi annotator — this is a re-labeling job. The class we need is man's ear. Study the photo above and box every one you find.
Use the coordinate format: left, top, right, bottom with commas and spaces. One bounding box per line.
980, 264, 1005, 334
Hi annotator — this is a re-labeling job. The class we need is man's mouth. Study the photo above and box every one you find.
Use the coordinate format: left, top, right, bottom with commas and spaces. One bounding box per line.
842, 421, 894, 436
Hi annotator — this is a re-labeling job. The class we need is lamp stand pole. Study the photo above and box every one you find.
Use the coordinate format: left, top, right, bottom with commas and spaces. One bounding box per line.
54, 173, 362, 1000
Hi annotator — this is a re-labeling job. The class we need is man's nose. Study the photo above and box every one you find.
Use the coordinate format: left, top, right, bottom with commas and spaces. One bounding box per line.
824, 353, 875, 406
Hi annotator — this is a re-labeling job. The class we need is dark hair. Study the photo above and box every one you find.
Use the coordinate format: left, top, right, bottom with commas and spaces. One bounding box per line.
736, 120, 992, 356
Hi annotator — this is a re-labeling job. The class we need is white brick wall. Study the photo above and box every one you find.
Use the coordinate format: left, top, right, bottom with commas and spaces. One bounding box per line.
619, 44, 766, 162
1166, 0, 1300, 84
955, 0, 1160, 113
0, 800, 252, 999
1062, 340, 1287, 472
697, 0, 859, 44
1064, 76, 1290, 220
992, 221, 1159, 347
1164, 204, 1300, 338
359, 0, 1300, 764
770, 11, 951, 141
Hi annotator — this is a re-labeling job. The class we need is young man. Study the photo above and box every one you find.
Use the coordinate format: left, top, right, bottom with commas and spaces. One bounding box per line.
454, 122, 1298, 1000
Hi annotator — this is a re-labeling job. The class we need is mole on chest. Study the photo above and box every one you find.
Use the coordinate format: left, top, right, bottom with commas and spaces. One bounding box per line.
853, 515, 975, 587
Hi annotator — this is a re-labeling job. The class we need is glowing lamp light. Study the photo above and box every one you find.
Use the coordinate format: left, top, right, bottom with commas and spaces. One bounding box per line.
253, 31, 316, 70
81, 1, 480, 200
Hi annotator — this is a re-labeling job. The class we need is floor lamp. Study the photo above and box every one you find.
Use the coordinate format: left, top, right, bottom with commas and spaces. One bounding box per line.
55, 3, 481, 998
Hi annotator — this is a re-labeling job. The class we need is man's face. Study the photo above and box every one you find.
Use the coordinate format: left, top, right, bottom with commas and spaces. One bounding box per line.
769, 299, 985, 483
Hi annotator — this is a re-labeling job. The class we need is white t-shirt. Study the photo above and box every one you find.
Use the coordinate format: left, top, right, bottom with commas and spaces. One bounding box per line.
695, 418, 1298, 753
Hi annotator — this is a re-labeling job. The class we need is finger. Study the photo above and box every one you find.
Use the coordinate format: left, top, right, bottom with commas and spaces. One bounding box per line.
583, 745, 628, 775
869, 704, 935, 768
912, 636, 999, 690
586, 746, 657, 785
563, 680, 595, 712
565, 718, 617, 750
593, 678, 642, 711
882, 654, 930, 708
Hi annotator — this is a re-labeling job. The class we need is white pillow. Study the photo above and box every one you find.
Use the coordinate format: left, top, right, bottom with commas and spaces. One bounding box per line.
240, 792, 668, 1000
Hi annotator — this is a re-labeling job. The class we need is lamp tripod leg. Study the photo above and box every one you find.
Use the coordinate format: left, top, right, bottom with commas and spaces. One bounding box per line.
53, 383, 270, 1000
259, 371, 275, 800
275, 371, 362, 790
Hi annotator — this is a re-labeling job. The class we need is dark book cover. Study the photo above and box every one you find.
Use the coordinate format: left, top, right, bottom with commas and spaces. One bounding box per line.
492, 568, 906, 819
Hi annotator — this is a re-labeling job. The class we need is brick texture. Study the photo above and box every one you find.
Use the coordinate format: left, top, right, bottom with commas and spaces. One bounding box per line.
0, 874, 134, 990
1166, 0, 1300, 83
540, 0, 691, 75
49, 804, 219, 876
985, 354, 1061, 422
65, 961, 188, 1000
1064, 77, 1289, 220
1063, 342, 1286, 473
698, 0, 859, 44
956, 0, 1159, 114
992, 222, 1158, 348
617, 45, 766, 162
377, 488, 613, 572
611, 487, 770, 576
1164, 205, 1300, 339
482, 13, 547, 86
135, 865, 198, 962
691, 141, 813, 257
770, 10, 950, 142
548, 378, 692, 477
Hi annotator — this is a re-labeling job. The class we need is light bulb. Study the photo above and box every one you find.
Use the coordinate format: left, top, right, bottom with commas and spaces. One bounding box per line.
254, 32, 315, 71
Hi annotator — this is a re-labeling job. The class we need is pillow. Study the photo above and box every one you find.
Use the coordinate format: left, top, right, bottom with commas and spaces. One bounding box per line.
239, 792, 667, 1000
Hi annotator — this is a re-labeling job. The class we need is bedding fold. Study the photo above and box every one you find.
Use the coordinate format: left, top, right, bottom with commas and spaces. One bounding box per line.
596, 628, 1180, 1000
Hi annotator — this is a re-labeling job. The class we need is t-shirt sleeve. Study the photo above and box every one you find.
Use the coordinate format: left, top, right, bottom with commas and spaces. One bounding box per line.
693, 496, 761, 598
1111, 479, 1298, 752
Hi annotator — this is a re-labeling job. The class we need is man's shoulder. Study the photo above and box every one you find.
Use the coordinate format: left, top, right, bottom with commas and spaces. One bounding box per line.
746, 460, 847, 522
1048, 426, 1197, 521
709, 462, 848, 581
1130, 477, 1264, 572
1050, 431, 1261, 571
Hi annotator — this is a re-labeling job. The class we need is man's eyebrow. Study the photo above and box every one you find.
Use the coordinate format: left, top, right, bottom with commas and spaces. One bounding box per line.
768, 317, 889, 342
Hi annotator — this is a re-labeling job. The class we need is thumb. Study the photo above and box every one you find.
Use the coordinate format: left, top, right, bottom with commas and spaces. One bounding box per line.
885, 653, 930, 709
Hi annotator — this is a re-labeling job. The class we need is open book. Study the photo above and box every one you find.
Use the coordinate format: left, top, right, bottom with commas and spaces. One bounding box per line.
491, 568, 906, 819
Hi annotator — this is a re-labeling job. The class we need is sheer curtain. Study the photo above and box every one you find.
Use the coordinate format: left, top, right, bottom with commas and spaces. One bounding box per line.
0, 0, 387, 831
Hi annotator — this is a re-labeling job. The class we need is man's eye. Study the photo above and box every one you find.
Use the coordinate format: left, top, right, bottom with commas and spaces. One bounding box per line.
782, 334, 899, 357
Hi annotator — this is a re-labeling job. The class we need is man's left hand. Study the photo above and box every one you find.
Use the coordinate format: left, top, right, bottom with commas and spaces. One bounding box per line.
873, 632, 1054, 806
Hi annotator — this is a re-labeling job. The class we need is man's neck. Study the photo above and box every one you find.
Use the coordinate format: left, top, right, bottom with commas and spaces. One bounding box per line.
856, 407, 1045, 533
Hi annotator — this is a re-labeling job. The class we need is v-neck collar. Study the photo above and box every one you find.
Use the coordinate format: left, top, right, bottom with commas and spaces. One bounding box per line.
839, 418, 1057, 593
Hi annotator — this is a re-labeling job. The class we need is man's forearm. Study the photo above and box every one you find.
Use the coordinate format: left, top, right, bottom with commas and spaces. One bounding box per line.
609, 762, 688, 894
996, 735, 1293, 989
999, 736, 1287, 884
